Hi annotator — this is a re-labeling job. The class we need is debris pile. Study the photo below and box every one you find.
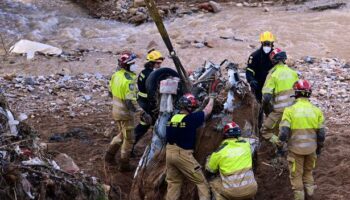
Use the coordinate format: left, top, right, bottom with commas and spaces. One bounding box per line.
296, 57, 350, 124
0, 94, 108, 200
0, 73, 111, 121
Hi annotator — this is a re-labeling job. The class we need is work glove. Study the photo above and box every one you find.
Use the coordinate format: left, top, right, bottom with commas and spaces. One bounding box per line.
249, 80, 259, 92
269, 135, 282, 147
141, 112, 153, 125
276, 142, 287, 157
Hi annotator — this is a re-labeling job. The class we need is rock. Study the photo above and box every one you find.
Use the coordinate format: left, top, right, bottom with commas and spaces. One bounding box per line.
198, 3, 213, 12
54, 153, 80, 174
310, 2, 346, 11
27, 86, 35, 92
129, 13, 148, 25
24, 77, 35, 85
243, 2, 250, 7
263, 7, 270, 12
343, 62, 350, 68
193, 42, 205, 48
83, 95, 92, 101
303, 56, 315, 64
209, 1, 222, 13
133, 0, 146, 7
236, 3, 243, 7
129, 8, 138, 15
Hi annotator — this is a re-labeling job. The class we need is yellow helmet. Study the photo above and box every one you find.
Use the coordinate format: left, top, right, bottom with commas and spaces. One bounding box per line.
146, 50, 164, 62
259, 31, 275, 42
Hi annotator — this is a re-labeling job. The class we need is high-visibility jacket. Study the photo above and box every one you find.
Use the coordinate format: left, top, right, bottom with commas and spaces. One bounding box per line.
262, 63, 299, 111
280, 98, 325, 155
206, 138, 256, 189
109, 69, 137, 120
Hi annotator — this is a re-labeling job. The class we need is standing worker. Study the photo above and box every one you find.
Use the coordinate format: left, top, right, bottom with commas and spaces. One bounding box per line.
261, 48, 299, 145
206, 122, 258, 200
279, 79, 325, 200
165, 92, 216, 200
133, 49, 164, 148
105, 52, 138, 171
246, 31, 275, 103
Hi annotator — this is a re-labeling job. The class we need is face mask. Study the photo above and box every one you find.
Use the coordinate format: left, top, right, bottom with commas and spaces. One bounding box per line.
263, 46, 272, 54
129, 64, 138, 72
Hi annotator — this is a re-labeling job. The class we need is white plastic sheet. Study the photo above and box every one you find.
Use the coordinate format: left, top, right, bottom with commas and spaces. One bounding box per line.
10, 39, 62, 60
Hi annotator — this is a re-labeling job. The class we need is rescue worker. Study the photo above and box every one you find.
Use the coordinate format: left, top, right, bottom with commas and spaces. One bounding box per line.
246, 31, 275, 103
278, 79, 325, 200
206, 122, 258, 200
105, 52, 138, 171
165, 93, 215, 200
133, 49, 164, 147
261, 48, 299, 145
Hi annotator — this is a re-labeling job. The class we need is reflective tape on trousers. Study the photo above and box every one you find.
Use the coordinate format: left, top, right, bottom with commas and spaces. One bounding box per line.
294, 142, 317, 148
273, 101, 294, 109
291, 134, 317, 140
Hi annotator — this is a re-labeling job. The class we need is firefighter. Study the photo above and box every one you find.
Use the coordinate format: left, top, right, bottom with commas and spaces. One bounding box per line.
261, 48, 299, 145
206, 122, 258, 200
246, 31, 275, 103
278, 79, 325, 200
133, 49, 164, 149
165, 93, 215, 200
104, 52, 138, 171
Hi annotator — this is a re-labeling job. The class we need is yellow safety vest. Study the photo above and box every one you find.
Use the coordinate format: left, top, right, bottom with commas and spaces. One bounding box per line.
109, 69, 137, 120
262, 64, 299, 111
280, 98, 325, 155
206, 138, 256, 189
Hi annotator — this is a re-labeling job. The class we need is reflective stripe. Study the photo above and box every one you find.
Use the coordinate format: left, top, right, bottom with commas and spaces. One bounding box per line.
112, 100, 125, 108
247, 68, 255, 76
274, 101, 294, 109
280, 120, 291, 127
262, 87, 273, 94
275, 94, 292, 102
170, 114, 186, 123
140, 120, 147, 125
292, 160, 296, 172
291, 134, 317, 140
138, 92, 148, 98
140, 73, 145, 78
222, 170, 256, 189
294, 142, 317, 148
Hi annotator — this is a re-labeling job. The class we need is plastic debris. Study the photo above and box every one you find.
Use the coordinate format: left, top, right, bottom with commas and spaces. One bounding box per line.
9, 39, 62, 60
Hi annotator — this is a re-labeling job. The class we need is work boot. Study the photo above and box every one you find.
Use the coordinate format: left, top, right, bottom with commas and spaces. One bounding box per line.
104, 144, 120, 164
118, 158, 133, 172
294, 190, 305, 200
305, 184, 316, 200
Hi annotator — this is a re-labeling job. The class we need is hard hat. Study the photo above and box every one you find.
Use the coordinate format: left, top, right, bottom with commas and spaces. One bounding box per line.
269, 48, 287, 63
147, 50, 164, 62
260, 31, 275, 43
118, 52, 137, 68
223, 122, 241, 138
176, 93, 198, 112
293, 79, 312, 98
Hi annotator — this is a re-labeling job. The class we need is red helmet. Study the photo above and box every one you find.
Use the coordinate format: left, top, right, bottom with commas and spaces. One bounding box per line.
293, 79, 312, 98
270, 48, 287, 63
177, 93, 198, 112
223, 122, 241, 138
118, 52, 137, 68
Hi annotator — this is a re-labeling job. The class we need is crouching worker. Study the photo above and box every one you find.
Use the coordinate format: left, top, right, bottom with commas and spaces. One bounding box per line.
165, 93, 215, 200
206, 122, 258, 200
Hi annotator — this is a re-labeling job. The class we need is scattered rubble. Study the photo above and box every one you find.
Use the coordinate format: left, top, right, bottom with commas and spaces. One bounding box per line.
0, 94, 108, 200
